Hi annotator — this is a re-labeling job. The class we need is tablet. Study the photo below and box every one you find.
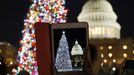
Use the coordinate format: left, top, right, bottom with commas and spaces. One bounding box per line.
51, 22, 89, 75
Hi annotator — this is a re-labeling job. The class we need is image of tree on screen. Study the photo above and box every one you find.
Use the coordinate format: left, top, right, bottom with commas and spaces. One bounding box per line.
55, 31, 72, 72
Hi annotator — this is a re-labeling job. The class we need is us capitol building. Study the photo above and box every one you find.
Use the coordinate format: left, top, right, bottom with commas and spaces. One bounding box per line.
78, 0, 121, 39
78, 0, 134, 74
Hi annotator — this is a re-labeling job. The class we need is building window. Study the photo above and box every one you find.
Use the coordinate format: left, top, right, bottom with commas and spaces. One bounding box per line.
113, 59, 116, 63
108, 53, 112, 58
101, 63, 104, 67
104, 59, 107, 63
108, 46, 112, 50
123, 53, 127, 58
100, 46, 104, 50
10, 61, 13, 65
101, 54, 104, 58
91, 27, 105, 36
102, 27, 105, 35
123, 45, 127, 50
112, 67, 116, 71
94, 27, 99, 35
0, 62, 1, 65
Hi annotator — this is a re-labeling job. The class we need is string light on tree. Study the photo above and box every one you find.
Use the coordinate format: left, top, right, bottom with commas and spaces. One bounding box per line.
17, 0, 67, 75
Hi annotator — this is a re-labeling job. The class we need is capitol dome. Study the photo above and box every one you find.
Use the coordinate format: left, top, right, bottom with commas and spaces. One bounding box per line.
71, 41, 83, 55
78, 0, 121, 39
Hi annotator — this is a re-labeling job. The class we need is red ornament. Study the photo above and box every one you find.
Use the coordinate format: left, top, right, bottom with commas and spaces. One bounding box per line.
19, 64, 22, 67
19, 48, 22, 51
31, 34, 35, 38
32, 42, 36, 47
45, 6, 49, 10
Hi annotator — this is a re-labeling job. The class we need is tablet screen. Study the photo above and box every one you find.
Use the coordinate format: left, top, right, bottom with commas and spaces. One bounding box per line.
51, 22, 88, 74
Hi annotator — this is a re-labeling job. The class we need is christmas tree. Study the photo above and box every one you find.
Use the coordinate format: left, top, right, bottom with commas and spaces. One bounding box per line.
17, 0, 67, 75
55, 31, 72, 72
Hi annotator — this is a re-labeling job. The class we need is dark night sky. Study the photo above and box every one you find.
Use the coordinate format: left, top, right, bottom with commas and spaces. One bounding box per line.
0, 0, 134, 47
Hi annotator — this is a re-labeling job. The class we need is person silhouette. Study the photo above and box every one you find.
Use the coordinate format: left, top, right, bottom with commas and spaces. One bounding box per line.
86, 43, 101, 75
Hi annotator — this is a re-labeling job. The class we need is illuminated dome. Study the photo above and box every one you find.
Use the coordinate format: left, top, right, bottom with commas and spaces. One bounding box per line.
78, 0, 121, 39
71, 41, 83, 55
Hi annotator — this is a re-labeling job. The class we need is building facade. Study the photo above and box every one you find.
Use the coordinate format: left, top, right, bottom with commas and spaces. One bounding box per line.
77, 0, 134, 74
90, 38, 134, 69
78, 0, 121, 39
0, 42, 18, 74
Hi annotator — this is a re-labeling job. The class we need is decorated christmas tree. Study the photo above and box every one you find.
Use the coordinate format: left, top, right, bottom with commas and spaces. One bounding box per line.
55, 31, 72, 72
17, 0, 67, 75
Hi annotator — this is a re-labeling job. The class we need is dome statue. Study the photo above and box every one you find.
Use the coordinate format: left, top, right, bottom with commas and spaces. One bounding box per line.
78, 0, 121, 39
71, 41, 83, 55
